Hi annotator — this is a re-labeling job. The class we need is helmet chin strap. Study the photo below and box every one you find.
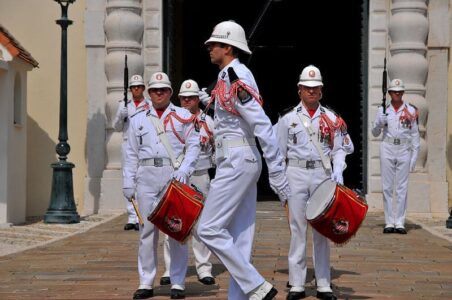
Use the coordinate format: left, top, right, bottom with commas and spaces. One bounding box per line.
300, 98, 320, 111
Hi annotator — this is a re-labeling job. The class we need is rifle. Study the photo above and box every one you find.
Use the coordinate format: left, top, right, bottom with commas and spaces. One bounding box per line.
246, 0, 273, 65
382, 57, 387, 114
123, 55, 129, 122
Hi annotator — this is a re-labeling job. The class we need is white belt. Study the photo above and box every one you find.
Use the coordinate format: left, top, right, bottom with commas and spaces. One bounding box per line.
139, 158, 172, 167
383, 137, 409, 145
215, 137, 256, 160
215, 137, 256, 149
288, 159, 323, 169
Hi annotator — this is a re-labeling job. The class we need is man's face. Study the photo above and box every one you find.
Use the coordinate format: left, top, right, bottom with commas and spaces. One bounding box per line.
206, 42, 227, 66
180, 96, 200, 114
148, 87, 172, 109
130, 85, 145, 99
389, 91, 404, 103
299, 85, 322, 106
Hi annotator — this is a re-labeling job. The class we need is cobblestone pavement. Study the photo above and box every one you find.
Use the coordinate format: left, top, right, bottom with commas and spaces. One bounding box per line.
0, 201, 451, 299
0, 213, 122, 257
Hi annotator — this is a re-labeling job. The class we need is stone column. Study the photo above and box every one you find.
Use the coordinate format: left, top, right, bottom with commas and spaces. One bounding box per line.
387, 0, 448, 217
366, 0, 390, 208
388, 0, 429, 171
84, 0, 106, 214
142, 0, 163, 81
101, 0, 144, 212
367, 0, 449, 217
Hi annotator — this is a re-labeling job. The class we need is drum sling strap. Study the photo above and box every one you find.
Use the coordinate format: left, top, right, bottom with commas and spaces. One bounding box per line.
297, 111, 332, 176
147, 114, 184, 170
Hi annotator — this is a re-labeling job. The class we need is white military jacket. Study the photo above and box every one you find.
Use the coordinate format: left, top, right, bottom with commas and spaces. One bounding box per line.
275, 103, 347, 168
123, 102, 200, 189
113, 98, 150, 141
195, 113, 215, 171
371, 101, 420, 141
212, 58, 285, 174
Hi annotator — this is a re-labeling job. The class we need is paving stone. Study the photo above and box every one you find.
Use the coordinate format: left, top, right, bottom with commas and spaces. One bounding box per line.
0, 201, 451, 299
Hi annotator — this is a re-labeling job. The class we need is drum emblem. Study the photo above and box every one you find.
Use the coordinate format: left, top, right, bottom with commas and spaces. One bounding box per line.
165, 216, 182, 233
332, 219, 349, 235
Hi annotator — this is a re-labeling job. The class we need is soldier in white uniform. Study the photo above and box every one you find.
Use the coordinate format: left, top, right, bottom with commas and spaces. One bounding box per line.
371, 78, 420, 234
113, 74, 149, 231
123, 71, 200, 299
161, 79, 216, 286
196, 21, 291, 300
275, 65, 348, 300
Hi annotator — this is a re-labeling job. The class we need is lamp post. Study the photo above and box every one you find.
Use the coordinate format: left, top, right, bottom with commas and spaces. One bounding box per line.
447, 208, 452, 229
44, 0, 80, 224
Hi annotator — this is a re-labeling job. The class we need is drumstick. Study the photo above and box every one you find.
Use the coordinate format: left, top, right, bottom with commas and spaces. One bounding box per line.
284, 202, 291, 235
131, 196, 144, 226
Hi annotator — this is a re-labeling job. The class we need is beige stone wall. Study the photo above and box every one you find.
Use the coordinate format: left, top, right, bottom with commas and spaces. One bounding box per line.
0, 0, 87, 216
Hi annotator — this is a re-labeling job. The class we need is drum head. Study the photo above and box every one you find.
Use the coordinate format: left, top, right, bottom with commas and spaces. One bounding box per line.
306, 179, 337, 220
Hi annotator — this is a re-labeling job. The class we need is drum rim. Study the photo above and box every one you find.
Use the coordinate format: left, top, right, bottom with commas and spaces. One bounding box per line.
306, 178, 337, 221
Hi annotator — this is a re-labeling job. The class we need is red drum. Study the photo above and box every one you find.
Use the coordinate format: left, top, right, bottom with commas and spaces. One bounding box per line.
148, 179, 204, 243
306, 179, 368, 244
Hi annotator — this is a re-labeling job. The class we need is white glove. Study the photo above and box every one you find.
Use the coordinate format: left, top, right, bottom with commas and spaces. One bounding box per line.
172, 170, 188, 184
199, 88, 211, 106
123, 188, 135, 201
268, 171, 291, 206
119, 106, 129, 119
376, 113, 388, 128
331, 169, 344, 185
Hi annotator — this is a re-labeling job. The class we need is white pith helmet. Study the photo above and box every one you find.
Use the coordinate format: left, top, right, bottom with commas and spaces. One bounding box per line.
388, 78, 405, 92
205, 20, 251, 54
178, 79, 200, 97
298, 65, 323, 87
148, 71, 172, 92
129, 74, 145, 87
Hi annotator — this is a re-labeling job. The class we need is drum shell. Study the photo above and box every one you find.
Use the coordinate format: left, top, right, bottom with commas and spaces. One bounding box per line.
308, 182, 368, 244
148, 180, 204, 243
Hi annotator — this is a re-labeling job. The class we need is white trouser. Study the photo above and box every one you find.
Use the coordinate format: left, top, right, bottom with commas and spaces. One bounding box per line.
380, 141, 411, 228
190, 171, 213, 278
286, 166, 332, 293
136, 165, 188, 289
162, 171, 213, 279
122, 142, 138, 224
197, 146, 263, 300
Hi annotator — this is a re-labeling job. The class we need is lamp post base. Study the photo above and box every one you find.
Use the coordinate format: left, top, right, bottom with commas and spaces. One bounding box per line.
446, 209, 452, 229
44, 161, 80, 224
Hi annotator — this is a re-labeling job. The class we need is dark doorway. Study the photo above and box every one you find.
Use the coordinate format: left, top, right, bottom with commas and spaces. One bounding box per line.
170, 0, 365, 196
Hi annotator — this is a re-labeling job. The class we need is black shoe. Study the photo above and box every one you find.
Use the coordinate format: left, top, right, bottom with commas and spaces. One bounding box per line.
263, 287, 278, 300
133, 289, 154, 299
395, 227, 407, 234
316, 291, 337, 300
170, 288, 185, 299
286, 281, 292, 288
198, 276, 215, 285
383, 227, 395, 234
124, 223, 136, 231
160, 276, 171, 285
286, 291, 306, 300
134, 223, 140, 231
